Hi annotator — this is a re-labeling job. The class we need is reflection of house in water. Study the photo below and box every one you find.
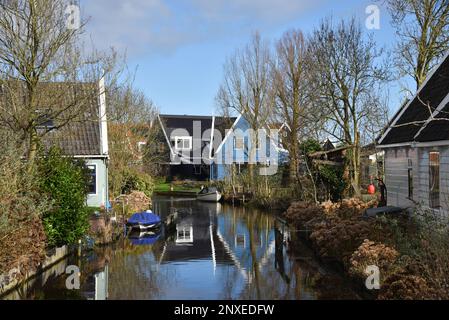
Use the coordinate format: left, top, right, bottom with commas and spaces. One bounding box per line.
175, 218, 194, 245
154, 201, 279, 283
159, 207, 228, 262
83, 265, 109, 300
215, 215, 277, 283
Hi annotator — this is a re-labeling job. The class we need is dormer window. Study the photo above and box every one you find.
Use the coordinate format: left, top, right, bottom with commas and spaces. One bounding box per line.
35, 109, 55, 130
174, 136, 192, 150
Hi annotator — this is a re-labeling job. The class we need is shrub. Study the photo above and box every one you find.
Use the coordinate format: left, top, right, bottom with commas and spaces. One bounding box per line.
332, 198, 378, 220
318, 165, 348, 202
38, 147, 90, 247
378, 271, 439, 300
284, 202, 326, 229
310, 218, 374, 266
349, 240, 399, 281
0, 137, 49, 276
122, 171, 154, 198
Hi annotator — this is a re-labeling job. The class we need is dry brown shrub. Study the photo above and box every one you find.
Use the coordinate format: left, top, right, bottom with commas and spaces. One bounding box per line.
0, 140, 49, 279
321, 200, 339, 214
0, 215, 46, 279
122, 191, 152, 213
349, 240, 399, 280
378, 270, 439, 300
331, 198, 378, 220
310, 218, 374, 266
284, 201, 325, 228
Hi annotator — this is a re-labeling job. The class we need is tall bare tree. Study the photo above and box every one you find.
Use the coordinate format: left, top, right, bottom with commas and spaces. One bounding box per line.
216, 32, 272, 185
384, 0, 449, 89
0, 0, 117, 169
271, 29, 313, 187
309, 17, 389, 195
107, 84, 162, 198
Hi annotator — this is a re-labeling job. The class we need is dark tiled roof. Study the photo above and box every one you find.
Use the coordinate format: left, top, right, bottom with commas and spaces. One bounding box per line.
159, 114, 213, 138
37, 83, 102, 156
415, 100, 449, 142
380, 53, 449, 145
1, 81, 102, 156
43, 119, 101, 156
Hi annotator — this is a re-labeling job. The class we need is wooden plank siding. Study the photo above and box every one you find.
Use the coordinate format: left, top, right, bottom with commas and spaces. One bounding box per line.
384, 146, 449, 215
384, 147, 418, 208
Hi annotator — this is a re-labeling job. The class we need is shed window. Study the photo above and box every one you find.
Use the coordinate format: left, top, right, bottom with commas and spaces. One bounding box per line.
87, 165, 97, 195
429, 152, 440, 209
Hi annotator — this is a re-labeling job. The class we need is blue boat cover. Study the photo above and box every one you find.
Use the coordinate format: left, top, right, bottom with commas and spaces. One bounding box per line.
127, 211, 161, 225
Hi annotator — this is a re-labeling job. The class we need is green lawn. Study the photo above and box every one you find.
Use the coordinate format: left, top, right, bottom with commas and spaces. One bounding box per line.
154, 182, 202, 193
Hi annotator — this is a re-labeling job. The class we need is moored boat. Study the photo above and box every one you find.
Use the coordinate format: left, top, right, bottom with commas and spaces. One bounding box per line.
197, 187, 222, 202
126, 210, 161, 230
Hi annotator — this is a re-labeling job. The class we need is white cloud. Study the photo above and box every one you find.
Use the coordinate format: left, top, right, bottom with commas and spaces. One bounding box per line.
79, 0, 326, 57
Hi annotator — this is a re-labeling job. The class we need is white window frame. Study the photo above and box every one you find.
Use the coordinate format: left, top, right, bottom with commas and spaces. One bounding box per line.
174, 136, 192, 150
137, 141, 147, 153
87, 164, 98, 196
176, 225, 194, 245
234, 136, 245, 150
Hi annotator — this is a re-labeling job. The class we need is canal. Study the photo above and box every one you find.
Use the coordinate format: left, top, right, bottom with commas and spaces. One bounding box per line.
2, 196, 359, 300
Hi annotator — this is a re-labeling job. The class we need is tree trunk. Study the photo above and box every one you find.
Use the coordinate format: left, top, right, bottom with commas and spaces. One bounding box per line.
351, 132, 361, 197
27, 127, 39, 172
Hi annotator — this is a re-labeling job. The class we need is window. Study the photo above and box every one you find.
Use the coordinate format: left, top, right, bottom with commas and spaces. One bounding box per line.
35, 109, 54, 130
408, 159, 413, 200
176, 225, 193, 244
137, 141, 146, 153
87, 165, 97, 195
235, 234, 246, 248
174, 137, 192, 150
429, 152, 440, 209
234, 136, 244, 150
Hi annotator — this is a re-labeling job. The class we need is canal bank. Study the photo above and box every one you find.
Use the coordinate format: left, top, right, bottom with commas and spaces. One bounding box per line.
1, 196, 359, 300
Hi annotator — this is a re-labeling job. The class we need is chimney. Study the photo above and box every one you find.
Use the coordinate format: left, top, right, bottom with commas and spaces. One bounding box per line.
99, 77, 109, 156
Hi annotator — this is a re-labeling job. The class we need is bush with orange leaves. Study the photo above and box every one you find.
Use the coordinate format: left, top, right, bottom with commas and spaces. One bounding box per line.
326, 198, 378, 220
284, 198, 380, 266
309, 218, 375, 266
378, 271, 439, 300
349, 240, 399, 281
284, 201, 326, 230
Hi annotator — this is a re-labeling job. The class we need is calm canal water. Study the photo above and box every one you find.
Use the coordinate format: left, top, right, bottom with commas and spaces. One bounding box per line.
2, 196, 358, 300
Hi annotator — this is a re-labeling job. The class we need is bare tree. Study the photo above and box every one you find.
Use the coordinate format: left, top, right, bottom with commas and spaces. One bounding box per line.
384, 0, 449, 89
271, 29, 314, 188
107, 84, 163, 195
0, 0, 117, 169
309, 17, 389, 195
216, 32, 272, 186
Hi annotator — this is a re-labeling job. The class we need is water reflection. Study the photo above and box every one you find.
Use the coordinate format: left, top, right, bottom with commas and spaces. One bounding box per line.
2, 196, 358, 300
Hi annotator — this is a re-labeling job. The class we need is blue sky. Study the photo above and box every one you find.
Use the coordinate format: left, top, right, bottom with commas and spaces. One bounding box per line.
80, 0, 407, 116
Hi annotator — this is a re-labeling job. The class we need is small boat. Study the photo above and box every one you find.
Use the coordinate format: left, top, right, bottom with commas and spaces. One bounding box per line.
126, 210, 161, 230
197, 186, 222, 202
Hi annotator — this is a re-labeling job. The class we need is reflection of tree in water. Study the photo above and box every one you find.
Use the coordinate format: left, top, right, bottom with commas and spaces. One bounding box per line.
219, 205, 356, 300
107, 239, 177, 300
